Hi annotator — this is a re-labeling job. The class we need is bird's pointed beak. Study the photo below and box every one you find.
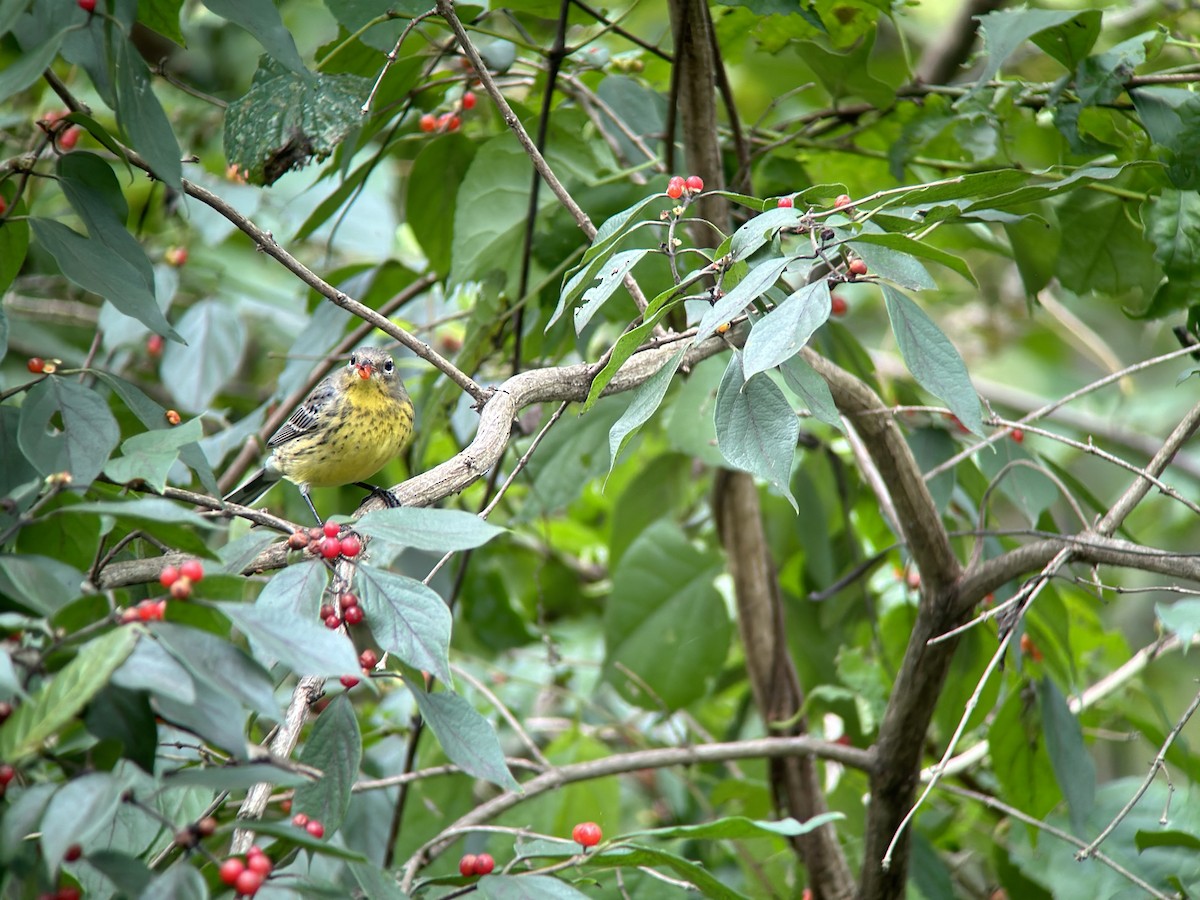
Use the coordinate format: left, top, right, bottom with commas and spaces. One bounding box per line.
356, 363, 373, 379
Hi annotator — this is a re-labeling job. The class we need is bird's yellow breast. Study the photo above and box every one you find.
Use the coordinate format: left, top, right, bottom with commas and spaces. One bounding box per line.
274, 377, 414, 489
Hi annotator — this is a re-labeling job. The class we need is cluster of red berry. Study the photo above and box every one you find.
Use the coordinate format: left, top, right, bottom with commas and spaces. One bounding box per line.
458, 852, 495, 877
288, 521, 363, 561
0, 764, 14, 799
290, 812, 326, 838
26, 357, 59, 375
119, 559, 205, 623
218, 845, 273, 897
666, 174, 704, 200
337, 647, 380, 689
40, 109, 81, 151
419, 90, 478, 134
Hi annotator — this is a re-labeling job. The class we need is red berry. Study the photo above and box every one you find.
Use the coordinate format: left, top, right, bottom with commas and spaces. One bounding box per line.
77, 0, 96, 10
57, 889, 81, 900
572, 821, 602, 847
340, 674, 360, 688
63, 843, 82, 862
830, 295, 847, 317
343, 605, 364, 625
359, 648, 379, 669
219, 858, 246, 886
1011, 428, 1024, 444
319, 604, 336, 620
684, 175, 704, 193
292, 813, 309, 827
247, 846, 264, 858
159, 565, 180, 588
234, 868, 263, 896
1020, 633, 1043, 662
246, 853, 272, 876
848, 258, 868, 277
323, 521, 341, 539
339, 535, 362, 557
0, 196, 7, 216
473, 853, 495, 875
324, 614, 341, 629
180, 559, 203, 582
164, 246, 188, 267
169, 578, 192, 601
666, 176, 685, 200
462, 91, 477, 110
305, 819, 325, 838
777, 196, 794, 208
338, 593, 358, 610
0, 765, 15, 785
459, 854, 478, 877
319, 536, 341, 559
58, 127, 80, 150
27, 358, 45, 374
146, 334, 164, 357
835, 734, 852, 746
288, 530, 310, 550
419, 113, 437, 132
138, 600, 161, 621
835, 194, 852, 208
438, 112, 461, 131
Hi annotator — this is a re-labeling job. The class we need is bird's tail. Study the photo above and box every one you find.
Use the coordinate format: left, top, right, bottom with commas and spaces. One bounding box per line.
224, 468, 280, 508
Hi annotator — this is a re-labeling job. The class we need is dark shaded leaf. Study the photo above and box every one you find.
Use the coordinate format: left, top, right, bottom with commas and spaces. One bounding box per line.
714, 354, 800, 509
1039, 677, 1095, 836
293, 694, 362, 830
410, 684, 520, 791
354, 565, 452, 683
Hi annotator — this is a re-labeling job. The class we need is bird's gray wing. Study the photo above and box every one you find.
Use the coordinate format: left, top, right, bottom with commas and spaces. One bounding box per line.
267, 377, 337, 447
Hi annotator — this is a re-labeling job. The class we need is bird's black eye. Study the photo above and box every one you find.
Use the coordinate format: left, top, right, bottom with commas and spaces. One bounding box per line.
348, 355, 357, 367
384, 358, 394, 373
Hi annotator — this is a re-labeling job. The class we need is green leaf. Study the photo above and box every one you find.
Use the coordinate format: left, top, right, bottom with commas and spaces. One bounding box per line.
57, 153, 150, 292
348, 861, 412, 900
882, 286, 982, 435
29, 219, 176, 339
0, 197, 30, 301
410, 684, 520, 792
626, 812, 843, 841
1135, 829, 1200, 853
138, 0, 186, 45
695, 258, 791, 343
799, 31, 894, 107
202, 0, 308, 76
406, 134, 477, 276
586, 845, 751, 900
743, 281, 831, 379
974, 8, 1101, 82
1130, 88, 1200, 189
160, 299, 246, 413
607, 349, 685, 470
84, 850, 153, 898
356, 507, 507, 552
137, 862, 207, 900
604, 520, 731, 709
0, 554, 84, 616
224, 61, 369, 186
112, 37, 182, 190
595, 75, 666, 164
16, 375, 119, 487
583, 302, 680, 409
988, 687, 1062, 819
254, 560, 328, 618
713, 354, 800, 510
451, 135, 555, 295
218, 602, 361, 677
729, 206, 804, 261
848, 232, 976, 285
476, 875, 591, 899
0, 26, 69, 98
40, 771, 126, 875
779, 355, 842, 430
57, 498, 214, 529
1076, 31, 1163, 106
573, 249, 652, 334
153, 622, 280, 718
355, 565, 452, 683
161, 762, 314, 790
1054, 190, 1161, 299
293, 694, 361, 830
1156, 600, 1200, 647
104, 417, 203, 493
0, 627, 138, 763
0, 783, 55, 866
1039, 677, 1095, 836
227, 817, 369, 861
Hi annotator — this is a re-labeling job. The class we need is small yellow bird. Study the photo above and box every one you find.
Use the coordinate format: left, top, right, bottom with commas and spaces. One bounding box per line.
225, 347, 414, 522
